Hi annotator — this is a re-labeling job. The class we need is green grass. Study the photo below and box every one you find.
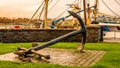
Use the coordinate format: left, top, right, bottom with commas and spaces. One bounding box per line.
0, 42, 120, 68
0, 43, 31, 54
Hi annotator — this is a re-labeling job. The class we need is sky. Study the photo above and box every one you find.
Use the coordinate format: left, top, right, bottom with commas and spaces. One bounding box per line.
0, 0, 120, 19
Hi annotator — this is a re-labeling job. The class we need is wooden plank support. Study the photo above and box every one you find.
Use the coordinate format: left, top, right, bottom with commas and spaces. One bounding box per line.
15, 46, 50, 59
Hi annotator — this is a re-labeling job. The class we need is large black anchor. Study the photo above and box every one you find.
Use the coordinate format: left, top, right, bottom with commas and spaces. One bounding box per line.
15, 11, 87, 61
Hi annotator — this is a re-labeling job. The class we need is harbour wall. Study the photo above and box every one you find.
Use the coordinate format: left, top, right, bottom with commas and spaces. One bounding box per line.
0, 26, 100, 43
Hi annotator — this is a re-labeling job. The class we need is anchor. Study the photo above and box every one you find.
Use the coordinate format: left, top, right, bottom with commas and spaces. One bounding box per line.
14, 11, 87, 62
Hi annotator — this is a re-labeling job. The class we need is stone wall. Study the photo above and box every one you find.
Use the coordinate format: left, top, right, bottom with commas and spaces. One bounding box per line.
0, 26, 100, 43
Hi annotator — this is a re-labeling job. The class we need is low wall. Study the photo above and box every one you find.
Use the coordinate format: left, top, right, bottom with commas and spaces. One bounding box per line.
0, 26, 100, 43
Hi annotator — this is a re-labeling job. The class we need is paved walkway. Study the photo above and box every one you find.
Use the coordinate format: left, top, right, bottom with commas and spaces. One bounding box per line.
0, 48, 105, 66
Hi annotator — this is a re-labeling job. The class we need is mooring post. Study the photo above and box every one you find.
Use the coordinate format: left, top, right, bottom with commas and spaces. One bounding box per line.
100, 26, 103, 41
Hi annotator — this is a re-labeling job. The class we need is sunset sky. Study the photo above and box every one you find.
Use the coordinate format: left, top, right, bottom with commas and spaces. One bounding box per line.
0, 0, 120, 19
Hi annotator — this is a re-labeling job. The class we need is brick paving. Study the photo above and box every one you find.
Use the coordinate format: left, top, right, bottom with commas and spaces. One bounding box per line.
0, 48, 105, 66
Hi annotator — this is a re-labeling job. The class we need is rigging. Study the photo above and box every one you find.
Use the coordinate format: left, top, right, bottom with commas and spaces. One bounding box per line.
115, 0, 120, 6
102, 0, 120, 17
26, 0, 45, 25
53, 0, 76, 19
48, 0, 60, 12
35, 0, 53, 19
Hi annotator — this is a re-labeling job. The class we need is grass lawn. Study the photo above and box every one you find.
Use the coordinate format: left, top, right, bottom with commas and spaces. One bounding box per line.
0, 42, 120, 68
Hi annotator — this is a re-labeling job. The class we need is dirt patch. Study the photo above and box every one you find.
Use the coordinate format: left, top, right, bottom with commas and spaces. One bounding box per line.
0, 48, 105, 66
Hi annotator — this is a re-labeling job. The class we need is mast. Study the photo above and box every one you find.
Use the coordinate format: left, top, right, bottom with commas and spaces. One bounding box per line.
93, 0, 98, 20
44, 0, 49, 29
83, 0, 87, 25
87, 3, 91, 26
72, 5, 76, 27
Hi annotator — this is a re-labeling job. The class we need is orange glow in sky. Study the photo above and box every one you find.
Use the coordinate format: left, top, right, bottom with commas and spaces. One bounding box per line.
0, 0, 120, 18
0, 0, 40, 18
